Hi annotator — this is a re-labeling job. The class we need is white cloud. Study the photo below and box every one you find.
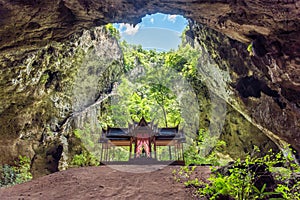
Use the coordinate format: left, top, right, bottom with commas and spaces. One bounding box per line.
119, 23, 140, 35
150, 18, 154, 24
167, 15, 177, 23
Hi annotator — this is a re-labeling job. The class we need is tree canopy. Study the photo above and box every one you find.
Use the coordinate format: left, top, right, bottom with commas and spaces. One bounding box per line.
103, 31, 202, 130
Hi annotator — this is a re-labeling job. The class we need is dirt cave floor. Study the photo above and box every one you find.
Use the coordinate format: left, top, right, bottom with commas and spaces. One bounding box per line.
0, 165, 211, 200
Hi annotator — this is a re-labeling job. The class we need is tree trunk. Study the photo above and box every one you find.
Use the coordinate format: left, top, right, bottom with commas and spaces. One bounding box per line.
161, 105, 168, 127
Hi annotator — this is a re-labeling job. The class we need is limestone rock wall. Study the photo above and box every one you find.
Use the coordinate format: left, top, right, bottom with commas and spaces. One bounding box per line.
191, 22, 300, 154
193, 45, 278, 159
0, 27, 123, 177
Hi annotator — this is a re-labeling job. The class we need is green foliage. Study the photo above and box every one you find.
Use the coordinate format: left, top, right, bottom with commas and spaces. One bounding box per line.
72, 125, 104, 164
15, 155, 32, 184
109, 147, 130, 161
179, 147, 300, 200
173, 166, 197, 183
165, 53, 187, 71
101, 24, 222, 163
98, 25, 204, 142
275, 182, 300, 200
40, 73, 49, 84
0, 165, 18, 187
109, 42, 184, 127
71, 154, 87, 166
71, 151, 98, 167
104, 23, 120, 40
73, 128, 95, 149
184, 129, 227, 166
0, 156, 32, 187
252, 183, 277, 200
111, 36, 203, 129
73, 129, 81, 139
185, 178, 201, 187
247, 42, 254, 56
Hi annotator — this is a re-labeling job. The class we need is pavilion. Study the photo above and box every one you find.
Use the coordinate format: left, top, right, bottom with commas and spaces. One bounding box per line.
99, 117, 186, 164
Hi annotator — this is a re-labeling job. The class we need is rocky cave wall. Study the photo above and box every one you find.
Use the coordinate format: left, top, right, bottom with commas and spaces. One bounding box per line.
191, 29, 279, 158
191, 21, 300, 155
0, 27, 124, 177
0, 0, 299, 176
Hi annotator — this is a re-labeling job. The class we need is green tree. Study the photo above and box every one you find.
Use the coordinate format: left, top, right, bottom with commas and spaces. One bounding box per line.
108, 42, 182, 127
104, 23, 120, 40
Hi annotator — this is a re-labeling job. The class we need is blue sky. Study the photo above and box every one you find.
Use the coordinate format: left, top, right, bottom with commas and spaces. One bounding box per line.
113, 13, 188, 51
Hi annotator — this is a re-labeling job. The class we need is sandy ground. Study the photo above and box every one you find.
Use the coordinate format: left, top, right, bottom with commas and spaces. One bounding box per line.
0, 165, 211, 200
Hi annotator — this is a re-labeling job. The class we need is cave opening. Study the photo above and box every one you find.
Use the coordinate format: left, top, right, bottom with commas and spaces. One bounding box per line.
112, 13, 189, 51
69, 12, 233, 167
71, 11, 289, 169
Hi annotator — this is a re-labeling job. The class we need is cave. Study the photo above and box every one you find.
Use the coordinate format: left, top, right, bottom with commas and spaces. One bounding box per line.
0, 0, 299, 177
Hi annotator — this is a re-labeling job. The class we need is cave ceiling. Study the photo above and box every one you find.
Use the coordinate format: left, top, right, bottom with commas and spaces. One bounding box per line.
0, 0, 299, 89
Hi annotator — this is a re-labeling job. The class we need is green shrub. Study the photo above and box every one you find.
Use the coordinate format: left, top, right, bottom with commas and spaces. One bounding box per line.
104, 24, 120, 40
73, 129, 81, 139
71, 151, 98, 167
184, 129, 227, 166
0, 164, 18, 187
0, 156, 32, 188
178, 147, 300, 200
71, 154, 87, 166
15, 155, 32, 184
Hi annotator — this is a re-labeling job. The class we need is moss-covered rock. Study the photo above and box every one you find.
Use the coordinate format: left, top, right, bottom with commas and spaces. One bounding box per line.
0, 27, 123, 177
188, 21, 300, 157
